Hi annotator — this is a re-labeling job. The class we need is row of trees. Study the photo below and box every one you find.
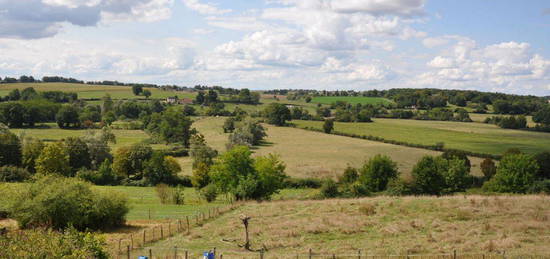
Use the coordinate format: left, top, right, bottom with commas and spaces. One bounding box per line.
2, 87, 77, 103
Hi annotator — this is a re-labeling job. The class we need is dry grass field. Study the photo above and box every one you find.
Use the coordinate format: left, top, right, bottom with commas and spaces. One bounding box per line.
139, 195, 550, 257
185, 117, 483, 179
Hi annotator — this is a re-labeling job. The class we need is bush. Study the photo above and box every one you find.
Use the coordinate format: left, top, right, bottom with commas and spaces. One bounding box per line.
480, 158, 497, 180
155, 184, 185, 205
283, 177, 323, 188
410, 156, 447, 195
483, 154, 538, 193
200, 183, 218, 203
385, 178, 414, 196
358, 155, 398, 192
320, 178, 339, 198
527, 180, 550, 194
0, 166, 31, 182
0, 130, 22, 167
0, 228, 109, 259
76, 161, 118, 186
7, 175, 128, 230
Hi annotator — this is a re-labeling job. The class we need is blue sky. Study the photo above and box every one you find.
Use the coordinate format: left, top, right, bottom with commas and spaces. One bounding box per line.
0, 0, 549, 95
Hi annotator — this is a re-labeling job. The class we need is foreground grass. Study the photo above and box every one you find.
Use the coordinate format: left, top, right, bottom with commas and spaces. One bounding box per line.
142, 195, 550, 257
294, 119, 550, 155
187, 117, 483, 179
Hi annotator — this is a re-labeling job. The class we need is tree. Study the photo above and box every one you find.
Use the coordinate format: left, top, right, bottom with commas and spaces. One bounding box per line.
205, 90, 218, 105
411, 156, 447, 195
484, 154, 538, 193
101, 94, 113, 113
0, 103, 25, 128
263, 103, 291, 126
102, 111, 116, 126
132, 85, 143, 96
143, 152, 179, 185
189, 134, 218, 169
192, 162, 211, 189
441, 158, 470, 193
253, 154, 287, 199
81, 128, 115, 169
227, 118, 267, 148
56, 105, 80, 128
64, 137, 91, 174
305, 96, 312, 103
147, 107, 193, 146
113, 144, 153, 180
35, 142, 71, 176
0, 129, 22, 167
480, 158, 497, 180
7, 89, 21, 101
358, 155, 399, 192
534, 152, 550, 179
223, 117, 236, 133
21, 87, 38, 101
142, 90, 152, 99
323, 119, 334, 134
533, 105, 550, 126
195, 91, 205, 105
441, 150, 471, 172
22, 137, 44, 173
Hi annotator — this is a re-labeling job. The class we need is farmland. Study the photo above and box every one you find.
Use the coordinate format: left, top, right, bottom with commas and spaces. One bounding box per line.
187, 117, 484, 179
0, 82, 194, 100
311, 96, 393, 105
136, 195, 550, 257
293, 119, 550, 156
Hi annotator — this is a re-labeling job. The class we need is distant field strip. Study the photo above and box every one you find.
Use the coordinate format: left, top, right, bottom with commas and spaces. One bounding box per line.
311, 96, 393, 105
293, 119, 550, 155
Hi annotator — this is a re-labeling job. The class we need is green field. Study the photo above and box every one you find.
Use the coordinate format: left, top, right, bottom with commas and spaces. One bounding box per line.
294, 119, 550, 156
0, 82, 194, 100
186, 117, 483, 179
311, 96, 393, 105
134, 195, 550, 257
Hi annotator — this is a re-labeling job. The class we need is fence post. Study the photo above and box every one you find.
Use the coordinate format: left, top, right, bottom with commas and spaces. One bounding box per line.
161, 225, 164, 239
148, 208, 151, 220
358, 249, 361, 259
118, 239, 122, 255
332, 254, 336, 259
127, 245, 130, 259
168, 223, 171, 236
308, 248, 312, 259
148, 249, 152, 259
178, 219, 182, 232
143, 230, 146, 245
453, 250, 457, 259
186, 216, 190, 234
185, 250, 188, 259
130, 234, 134, 249
260, 249, 264, 259
174, 246, 177, 259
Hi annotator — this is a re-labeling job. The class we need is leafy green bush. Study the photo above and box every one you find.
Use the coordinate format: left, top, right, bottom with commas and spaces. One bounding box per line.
7, 175, 128, 230
385, 178, 415, 196
0, 228, 108, 259
0, 166, 31, 182
483, 154, 538, 193
527, 180, 550, 194
319, 178, 339, 198
283, 177, 323, 188
200, 183, 218, 203
358, 154, 399, 192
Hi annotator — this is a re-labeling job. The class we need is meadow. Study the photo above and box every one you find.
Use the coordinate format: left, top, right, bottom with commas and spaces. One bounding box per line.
0, 82, 194, 100
293, 119, 550, 156
186, 117, 483, 179
136, 195, 550, 257
311, 96, 393, 105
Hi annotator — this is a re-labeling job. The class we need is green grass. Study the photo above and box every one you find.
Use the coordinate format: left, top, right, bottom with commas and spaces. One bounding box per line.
293, 119, 550, 156
186, 117, 483, 178
0, 82, 195, 100
10, 123, 154, 150
311, 96, 393, 105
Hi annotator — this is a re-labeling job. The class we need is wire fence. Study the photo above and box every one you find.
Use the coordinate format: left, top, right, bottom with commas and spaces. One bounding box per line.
116, 248, 550, 259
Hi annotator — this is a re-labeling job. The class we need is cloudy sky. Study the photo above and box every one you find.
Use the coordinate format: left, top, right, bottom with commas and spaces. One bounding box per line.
0, 0, 549, 95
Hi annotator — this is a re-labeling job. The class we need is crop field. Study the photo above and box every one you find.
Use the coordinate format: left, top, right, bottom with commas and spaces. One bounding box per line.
136, 195, 550, 257
293, 119, 550, 156
311, 96, 393, 105
0, 82, 194, 100
186, 117, 483, 179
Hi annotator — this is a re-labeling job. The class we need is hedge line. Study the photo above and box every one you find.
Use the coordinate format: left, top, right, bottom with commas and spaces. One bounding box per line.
294, 125, 501, 160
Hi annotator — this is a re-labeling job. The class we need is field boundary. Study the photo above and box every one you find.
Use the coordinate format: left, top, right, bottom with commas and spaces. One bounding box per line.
291, 124, 501, 160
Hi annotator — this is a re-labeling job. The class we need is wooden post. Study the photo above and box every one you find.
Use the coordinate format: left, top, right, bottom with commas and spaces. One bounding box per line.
130, 234, 134, 249
118, 239, 122, 255
453, 250, 457, 259
186, 216, 190, 234
185, 250, 188, 259
127, 245, 130, 259
168, 223, 171, 236
143, 230, 146, 245
174, 246, 177, 259
208, 209, 211, 219
308, 248, 312, 259
149, 249, 152, 259
178, 219, 182, 232
195, 215, 198, 225
148, 208, 151, 220
161, 225, 164, 239
260, 249, 264, 259
332, 254, 336, 259
358, 249, 361, 259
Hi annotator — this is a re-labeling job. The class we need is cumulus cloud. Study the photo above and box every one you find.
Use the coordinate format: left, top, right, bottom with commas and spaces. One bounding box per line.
181, 0, 231, 15
0, 0, 174, 39
271, 0, 426, 17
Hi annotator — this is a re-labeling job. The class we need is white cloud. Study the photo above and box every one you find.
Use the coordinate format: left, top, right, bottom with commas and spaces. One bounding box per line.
192, 28, 214, 35
422, 37, 449, 48
427, 56, 456, 68
271, 0, 426, 17
181, 0, 231, 15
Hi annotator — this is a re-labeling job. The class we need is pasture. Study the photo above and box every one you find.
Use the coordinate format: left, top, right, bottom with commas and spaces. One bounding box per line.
293, 119, 550, 156
311, 96, 393, 105
0, 82, 194, 100
137, 195, 550, 256
186, 117, 483, 179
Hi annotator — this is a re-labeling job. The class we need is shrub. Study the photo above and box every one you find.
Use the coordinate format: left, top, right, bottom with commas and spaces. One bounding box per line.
358, 155, 399, 192
76, 161, 118, 186
483, 154, 539, 193
411, 156, 446, 195
283, 177, 322, 188
385, 178, 414, 196
155, 184, 172, 204
35, 142, 71, 176
200, 183, 218, 203
0, 228, 109, 259
0, 129, 22, 167
527, 180, 550, 194
7, 175, 128, 230
263, 103, 291, 126
320, 178, 339, 198
480, 158, 497, 180
534, 151, 550, 179
323, 119, 334, 134
0, 166, 31, 182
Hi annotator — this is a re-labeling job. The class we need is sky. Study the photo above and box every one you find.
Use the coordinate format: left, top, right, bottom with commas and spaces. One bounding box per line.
0, 0, 549, 95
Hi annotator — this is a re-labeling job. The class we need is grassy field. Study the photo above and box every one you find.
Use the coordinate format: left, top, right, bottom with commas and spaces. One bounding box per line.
10, 123, 154, 150
136, 195, 550, 257
0, 82, 194, 100
185, 117, 483, 179
293, 119, 550, 156
469, 113, 537, 127
311, 96, 393, 105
